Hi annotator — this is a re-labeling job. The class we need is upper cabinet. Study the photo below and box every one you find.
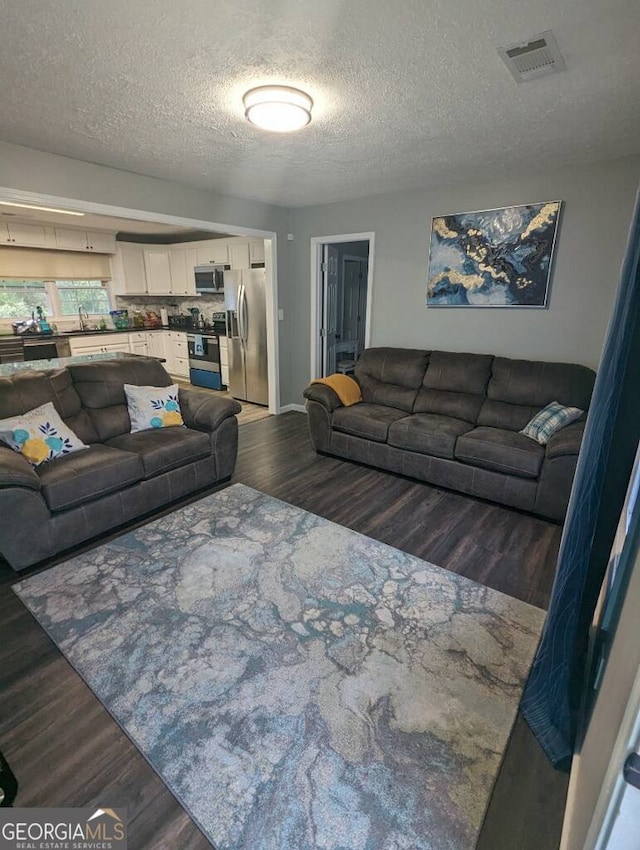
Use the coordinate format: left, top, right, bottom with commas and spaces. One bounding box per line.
118, 244, 147, 294
249, 240, 266, 265
168, 247, 196, 296
54, 227, 116, 253
86, 231, 117, 253
143, 248, 173, 295
114, 237, 264, 296
0, 221, 48, 248
228, 241, 250, 270
195, 240, 229, 265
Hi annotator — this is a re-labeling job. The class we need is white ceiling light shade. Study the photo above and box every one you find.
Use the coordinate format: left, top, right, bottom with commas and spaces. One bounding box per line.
243, 86, 313, 133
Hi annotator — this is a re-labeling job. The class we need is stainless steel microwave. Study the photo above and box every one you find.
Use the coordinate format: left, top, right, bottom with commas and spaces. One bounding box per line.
194, 264, 228, 293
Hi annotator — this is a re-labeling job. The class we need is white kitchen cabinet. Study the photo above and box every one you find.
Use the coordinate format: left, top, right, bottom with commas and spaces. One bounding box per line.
249, 240, 266, 265
173, 356, 189, 378
228, 241, 250, 270
168, 248, 196, 296
55, 228, 88, 251
219, 336, 229, 386
86, 231, 117, 253
144, 248, 172, 295
185, 248, 198, 284
116, 244, 148, 294
1, 221, 48, 247
196, 240, 229, 265
69, 333, 131, 356
146, 331, 166, 361
54, 228, 116, 253
129, 331, 149, 357
166, 331, 189, 377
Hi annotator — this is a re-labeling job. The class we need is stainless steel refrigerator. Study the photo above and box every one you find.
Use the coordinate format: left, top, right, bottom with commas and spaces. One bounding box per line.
224, 269, 269, 405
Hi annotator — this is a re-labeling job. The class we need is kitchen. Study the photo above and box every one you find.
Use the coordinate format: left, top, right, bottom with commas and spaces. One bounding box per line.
0, 207, 270, 409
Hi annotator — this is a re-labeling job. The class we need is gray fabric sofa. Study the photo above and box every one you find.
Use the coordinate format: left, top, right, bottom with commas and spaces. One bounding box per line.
303, 348, 596, 521
0, 357, 241, 570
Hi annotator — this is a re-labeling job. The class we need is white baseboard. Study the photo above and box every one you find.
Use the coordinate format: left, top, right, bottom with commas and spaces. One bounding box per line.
279, 403, 307, 414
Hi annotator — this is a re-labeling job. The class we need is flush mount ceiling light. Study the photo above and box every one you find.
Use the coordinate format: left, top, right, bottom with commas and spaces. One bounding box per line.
243, 86, 313, 133
0, 201, 85, 216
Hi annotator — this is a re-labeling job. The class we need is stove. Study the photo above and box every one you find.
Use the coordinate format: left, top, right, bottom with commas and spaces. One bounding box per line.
211, 311, 227, 336
168, 312, 227, 335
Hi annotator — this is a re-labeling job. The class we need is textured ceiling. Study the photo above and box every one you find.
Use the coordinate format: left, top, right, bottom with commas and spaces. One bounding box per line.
0, 0, 638, 207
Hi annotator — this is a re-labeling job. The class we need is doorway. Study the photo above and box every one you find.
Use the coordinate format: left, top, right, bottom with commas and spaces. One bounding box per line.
310, 232, 374, 379
0, 185, 281, 413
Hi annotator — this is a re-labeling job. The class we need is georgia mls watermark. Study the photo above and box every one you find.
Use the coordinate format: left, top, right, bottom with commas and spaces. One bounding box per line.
0, 807, 127, 850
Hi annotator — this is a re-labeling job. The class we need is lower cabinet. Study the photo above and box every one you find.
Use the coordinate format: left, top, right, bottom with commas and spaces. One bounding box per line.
146, 331, 166, 360
219, 336, 229, 387
69, 333, 131, 356
129, 331, 149, 357
165, 331, 189, 378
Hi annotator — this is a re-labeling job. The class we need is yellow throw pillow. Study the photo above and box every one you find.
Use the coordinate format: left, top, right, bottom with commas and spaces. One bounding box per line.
0, 401, 88, 467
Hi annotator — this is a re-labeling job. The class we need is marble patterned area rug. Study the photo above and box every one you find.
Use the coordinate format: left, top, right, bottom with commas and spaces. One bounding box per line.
14, 484, 545, 850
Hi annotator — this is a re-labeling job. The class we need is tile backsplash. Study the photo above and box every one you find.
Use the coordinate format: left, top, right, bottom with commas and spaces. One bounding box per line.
115, 293, 225, 321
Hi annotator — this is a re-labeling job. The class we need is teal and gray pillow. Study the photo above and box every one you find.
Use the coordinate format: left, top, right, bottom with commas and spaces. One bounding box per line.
521, 401, 584, 445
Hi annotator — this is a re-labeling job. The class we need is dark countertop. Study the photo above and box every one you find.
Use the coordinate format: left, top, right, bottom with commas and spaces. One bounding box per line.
7, 326, 227, 340
0, 351, 166, 377
15, 327, 168, 340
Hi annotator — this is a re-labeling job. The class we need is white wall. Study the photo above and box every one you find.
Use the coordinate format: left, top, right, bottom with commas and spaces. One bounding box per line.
0, 141, 288, 233
285, 156, 640, 404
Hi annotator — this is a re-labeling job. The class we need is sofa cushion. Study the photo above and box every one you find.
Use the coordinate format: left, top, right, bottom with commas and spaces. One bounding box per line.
0, 368, 98, 444
69, 358, 173, 441
107, 427, 211, 479
413, 351, 493, 423
332, 404, 407, 443
38, 445, 143, 511
455, 426, 545, 479
355, 348, 430, 412
388, 414, 473, 459
478, 357, 595, 432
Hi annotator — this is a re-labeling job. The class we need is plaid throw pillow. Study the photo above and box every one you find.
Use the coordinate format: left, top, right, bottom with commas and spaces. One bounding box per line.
521, 401, 584, 445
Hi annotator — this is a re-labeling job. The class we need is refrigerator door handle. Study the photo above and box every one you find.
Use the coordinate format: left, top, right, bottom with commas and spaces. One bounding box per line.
236, 284, 244, 345
240, 283, 249, 346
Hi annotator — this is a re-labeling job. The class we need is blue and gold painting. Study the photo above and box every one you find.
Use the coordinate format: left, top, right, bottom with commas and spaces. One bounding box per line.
426, 201, 561, 307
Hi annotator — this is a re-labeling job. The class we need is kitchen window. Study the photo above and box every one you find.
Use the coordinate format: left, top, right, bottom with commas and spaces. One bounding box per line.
54, 280, 111, 315
0, 279, 111, 319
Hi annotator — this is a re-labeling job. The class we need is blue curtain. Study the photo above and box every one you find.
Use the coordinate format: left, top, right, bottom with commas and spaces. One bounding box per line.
521, 185, 640, 767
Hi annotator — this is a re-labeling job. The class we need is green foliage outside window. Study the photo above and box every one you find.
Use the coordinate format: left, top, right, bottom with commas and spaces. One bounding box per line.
55, 280, 110, 315
0, 279, 110, 319
0, 280, 51, 318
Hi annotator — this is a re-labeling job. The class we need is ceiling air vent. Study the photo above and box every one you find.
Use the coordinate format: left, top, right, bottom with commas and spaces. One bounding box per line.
498, 30, 566, 83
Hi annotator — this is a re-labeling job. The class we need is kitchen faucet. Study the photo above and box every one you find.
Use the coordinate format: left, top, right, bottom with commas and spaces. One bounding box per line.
78, 306, 89, 331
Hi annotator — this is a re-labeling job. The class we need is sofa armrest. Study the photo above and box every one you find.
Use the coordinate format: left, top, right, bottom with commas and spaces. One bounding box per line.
546, 420, 586, 460
178, 388, 242, 433
303, 383, 343, 411
0, 444, 41, 491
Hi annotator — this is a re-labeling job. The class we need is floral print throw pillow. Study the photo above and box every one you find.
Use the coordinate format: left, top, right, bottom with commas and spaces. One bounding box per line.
0, 401, 88, 466
124, 384, 184, 433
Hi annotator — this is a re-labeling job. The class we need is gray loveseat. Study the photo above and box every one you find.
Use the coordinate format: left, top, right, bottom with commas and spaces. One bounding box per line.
0, 357, 241, 570
304, 347, 595, 521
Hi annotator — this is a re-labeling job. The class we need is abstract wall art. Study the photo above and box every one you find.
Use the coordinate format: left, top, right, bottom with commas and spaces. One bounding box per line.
426, 201, 562, 307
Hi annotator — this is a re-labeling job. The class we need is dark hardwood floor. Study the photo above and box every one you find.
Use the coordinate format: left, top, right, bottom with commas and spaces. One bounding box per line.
0, 412, 568, 849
